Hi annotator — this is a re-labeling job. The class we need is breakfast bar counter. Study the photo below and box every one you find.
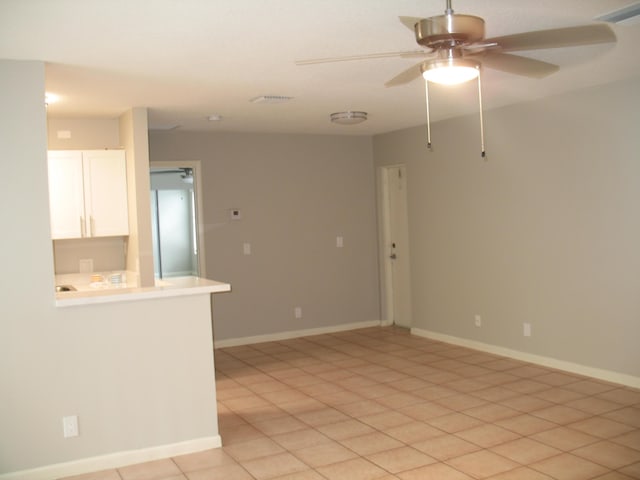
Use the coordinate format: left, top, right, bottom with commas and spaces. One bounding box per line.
54, 272, 231, 307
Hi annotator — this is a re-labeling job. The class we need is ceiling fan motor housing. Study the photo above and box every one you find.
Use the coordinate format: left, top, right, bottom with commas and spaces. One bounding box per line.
416, 14, 485, 49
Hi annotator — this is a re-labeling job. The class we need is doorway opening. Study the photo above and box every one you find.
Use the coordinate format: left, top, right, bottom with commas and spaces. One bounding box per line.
150, 161, 206, 279
379, 164, 412, 328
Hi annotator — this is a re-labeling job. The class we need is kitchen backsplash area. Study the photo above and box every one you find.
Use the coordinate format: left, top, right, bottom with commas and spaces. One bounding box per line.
53, 237, 127, 274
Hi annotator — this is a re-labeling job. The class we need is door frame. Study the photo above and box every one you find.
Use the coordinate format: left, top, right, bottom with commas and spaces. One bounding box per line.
150, 160, 207, 278
377, 164, 412, 328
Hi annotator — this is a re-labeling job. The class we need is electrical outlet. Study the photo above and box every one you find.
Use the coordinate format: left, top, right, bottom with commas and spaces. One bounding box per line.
62, 415, 79, 438
79, 259, 93, 273
243, 243, 251, 255
294, 307, 302, 319
523, 322, 532, 337
474, 315, 482, 327
336, 236, 344, 248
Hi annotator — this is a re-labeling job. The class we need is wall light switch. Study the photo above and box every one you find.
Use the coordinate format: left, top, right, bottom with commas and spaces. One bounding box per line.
336, 236, 344, 248
294, 307, 302, 319
523, 322, 532, 337
243, 243, 251, 255
474, 315, 482, 327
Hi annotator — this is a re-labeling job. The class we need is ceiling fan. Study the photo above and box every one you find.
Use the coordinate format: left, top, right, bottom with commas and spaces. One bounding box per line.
296, 0, 617, 86
296, 1, 616, 156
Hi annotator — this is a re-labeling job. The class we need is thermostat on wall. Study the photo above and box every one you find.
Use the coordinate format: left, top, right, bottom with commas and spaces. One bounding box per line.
230, 209, 242, 220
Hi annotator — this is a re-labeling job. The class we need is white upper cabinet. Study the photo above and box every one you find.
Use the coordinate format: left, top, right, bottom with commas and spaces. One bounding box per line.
47, 150, 129, 239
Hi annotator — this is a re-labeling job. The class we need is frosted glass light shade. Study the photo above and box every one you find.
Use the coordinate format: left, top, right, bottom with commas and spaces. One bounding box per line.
422, 59, 480, 85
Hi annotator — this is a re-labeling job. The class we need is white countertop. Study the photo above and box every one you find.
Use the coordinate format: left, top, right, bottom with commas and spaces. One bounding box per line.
55, 272, 231, 307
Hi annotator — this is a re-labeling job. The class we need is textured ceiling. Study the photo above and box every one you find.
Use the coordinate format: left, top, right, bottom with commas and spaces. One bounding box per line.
1, 0, 639, 135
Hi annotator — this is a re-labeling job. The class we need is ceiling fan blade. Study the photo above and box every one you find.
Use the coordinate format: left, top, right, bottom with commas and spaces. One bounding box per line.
400, 50, 434, 59
385, 62, 424, 87
295, 50, 425, 66
399, 16, 422, 30
485, 24, 616, 52
478, 52, 559, 78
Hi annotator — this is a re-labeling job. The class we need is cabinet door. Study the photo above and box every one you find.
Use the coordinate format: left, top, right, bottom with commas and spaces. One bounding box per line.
83, 150, 129, 237
47, 151, 85, 239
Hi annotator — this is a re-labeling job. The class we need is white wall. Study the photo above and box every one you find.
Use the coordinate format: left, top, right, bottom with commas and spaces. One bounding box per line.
0, 60, 220, 477
374, 78, 640, 381
149, 131, 381, 341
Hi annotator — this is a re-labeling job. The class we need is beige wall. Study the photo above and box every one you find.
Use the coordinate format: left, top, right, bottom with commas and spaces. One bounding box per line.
0, 60, 219, 476
374, 78, 640, 379
149, 131, 380, 341
47, 118, 121, 150
120, 108, 155, 286
53, 237, 127, 273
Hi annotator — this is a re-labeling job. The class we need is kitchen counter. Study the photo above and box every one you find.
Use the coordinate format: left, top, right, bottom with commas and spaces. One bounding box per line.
54, 272, 231, 307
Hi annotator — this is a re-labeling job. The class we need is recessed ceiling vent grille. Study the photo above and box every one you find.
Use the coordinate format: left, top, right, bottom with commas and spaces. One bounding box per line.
595, 2, 640, 25
249, 95, 294, 104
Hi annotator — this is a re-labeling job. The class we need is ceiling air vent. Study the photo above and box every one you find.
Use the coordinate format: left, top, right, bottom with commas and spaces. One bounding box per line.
249, 95, 294, 104
595, 2, 640, 25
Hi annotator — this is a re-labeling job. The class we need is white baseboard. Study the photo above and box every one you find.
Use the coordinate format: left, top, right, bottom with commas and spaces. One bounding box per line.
214, 320, 382, 348
0, 436, 221, 480
412, 328, 640, 389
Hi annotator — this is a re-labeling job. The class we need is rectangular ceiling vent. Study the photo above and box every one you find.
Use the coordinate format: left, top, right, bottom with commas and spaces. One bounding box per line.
250, 95, 294, 104
595, 2, 640, 25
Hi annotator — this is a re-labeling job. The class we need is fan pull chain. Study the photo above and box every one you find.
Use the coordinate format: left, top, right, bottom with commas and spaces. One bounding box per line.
477, 71, 486, 158
425, 80, 432, 150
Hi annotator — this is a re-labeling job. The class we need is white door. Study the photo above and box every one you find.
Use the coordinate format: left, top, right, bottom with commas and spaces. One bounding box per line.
381, 165, 412, 328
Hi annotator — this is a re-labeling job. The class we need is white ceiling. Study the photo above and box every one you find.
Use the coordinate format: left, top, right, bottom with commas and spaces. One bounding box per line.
1, 0, 639, 135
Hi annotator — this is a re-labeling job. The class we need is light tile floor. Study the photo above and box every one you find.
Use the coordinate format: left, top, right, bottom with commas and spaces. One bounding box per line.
62, 327, 640, 480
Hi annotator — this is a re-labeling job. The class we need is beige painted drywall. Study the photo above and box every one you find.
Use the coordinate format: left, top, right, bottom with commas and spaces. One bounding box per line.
374, 77, 640, 379
47, 118, 121, 150
53, 237, 127, 273
149, 131, 380, 341
120, 108, 155, 287
0, 60, 219, 476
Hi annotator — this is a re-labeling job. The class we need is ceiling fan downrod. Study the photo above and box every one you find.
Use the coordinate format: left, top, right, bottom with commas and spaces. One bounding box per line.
445, 0, 453, 15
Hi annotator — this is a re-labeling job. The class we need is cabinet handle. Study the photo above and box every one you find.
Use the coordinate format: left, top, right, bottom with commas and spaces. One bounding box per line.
80, 216, 86, 237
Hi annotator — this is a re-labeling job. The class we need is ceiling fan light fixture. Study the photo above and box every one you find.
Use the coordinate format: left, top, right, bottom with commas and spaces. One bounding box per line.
330, 111, 368, 125
421, 58, 480, 85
